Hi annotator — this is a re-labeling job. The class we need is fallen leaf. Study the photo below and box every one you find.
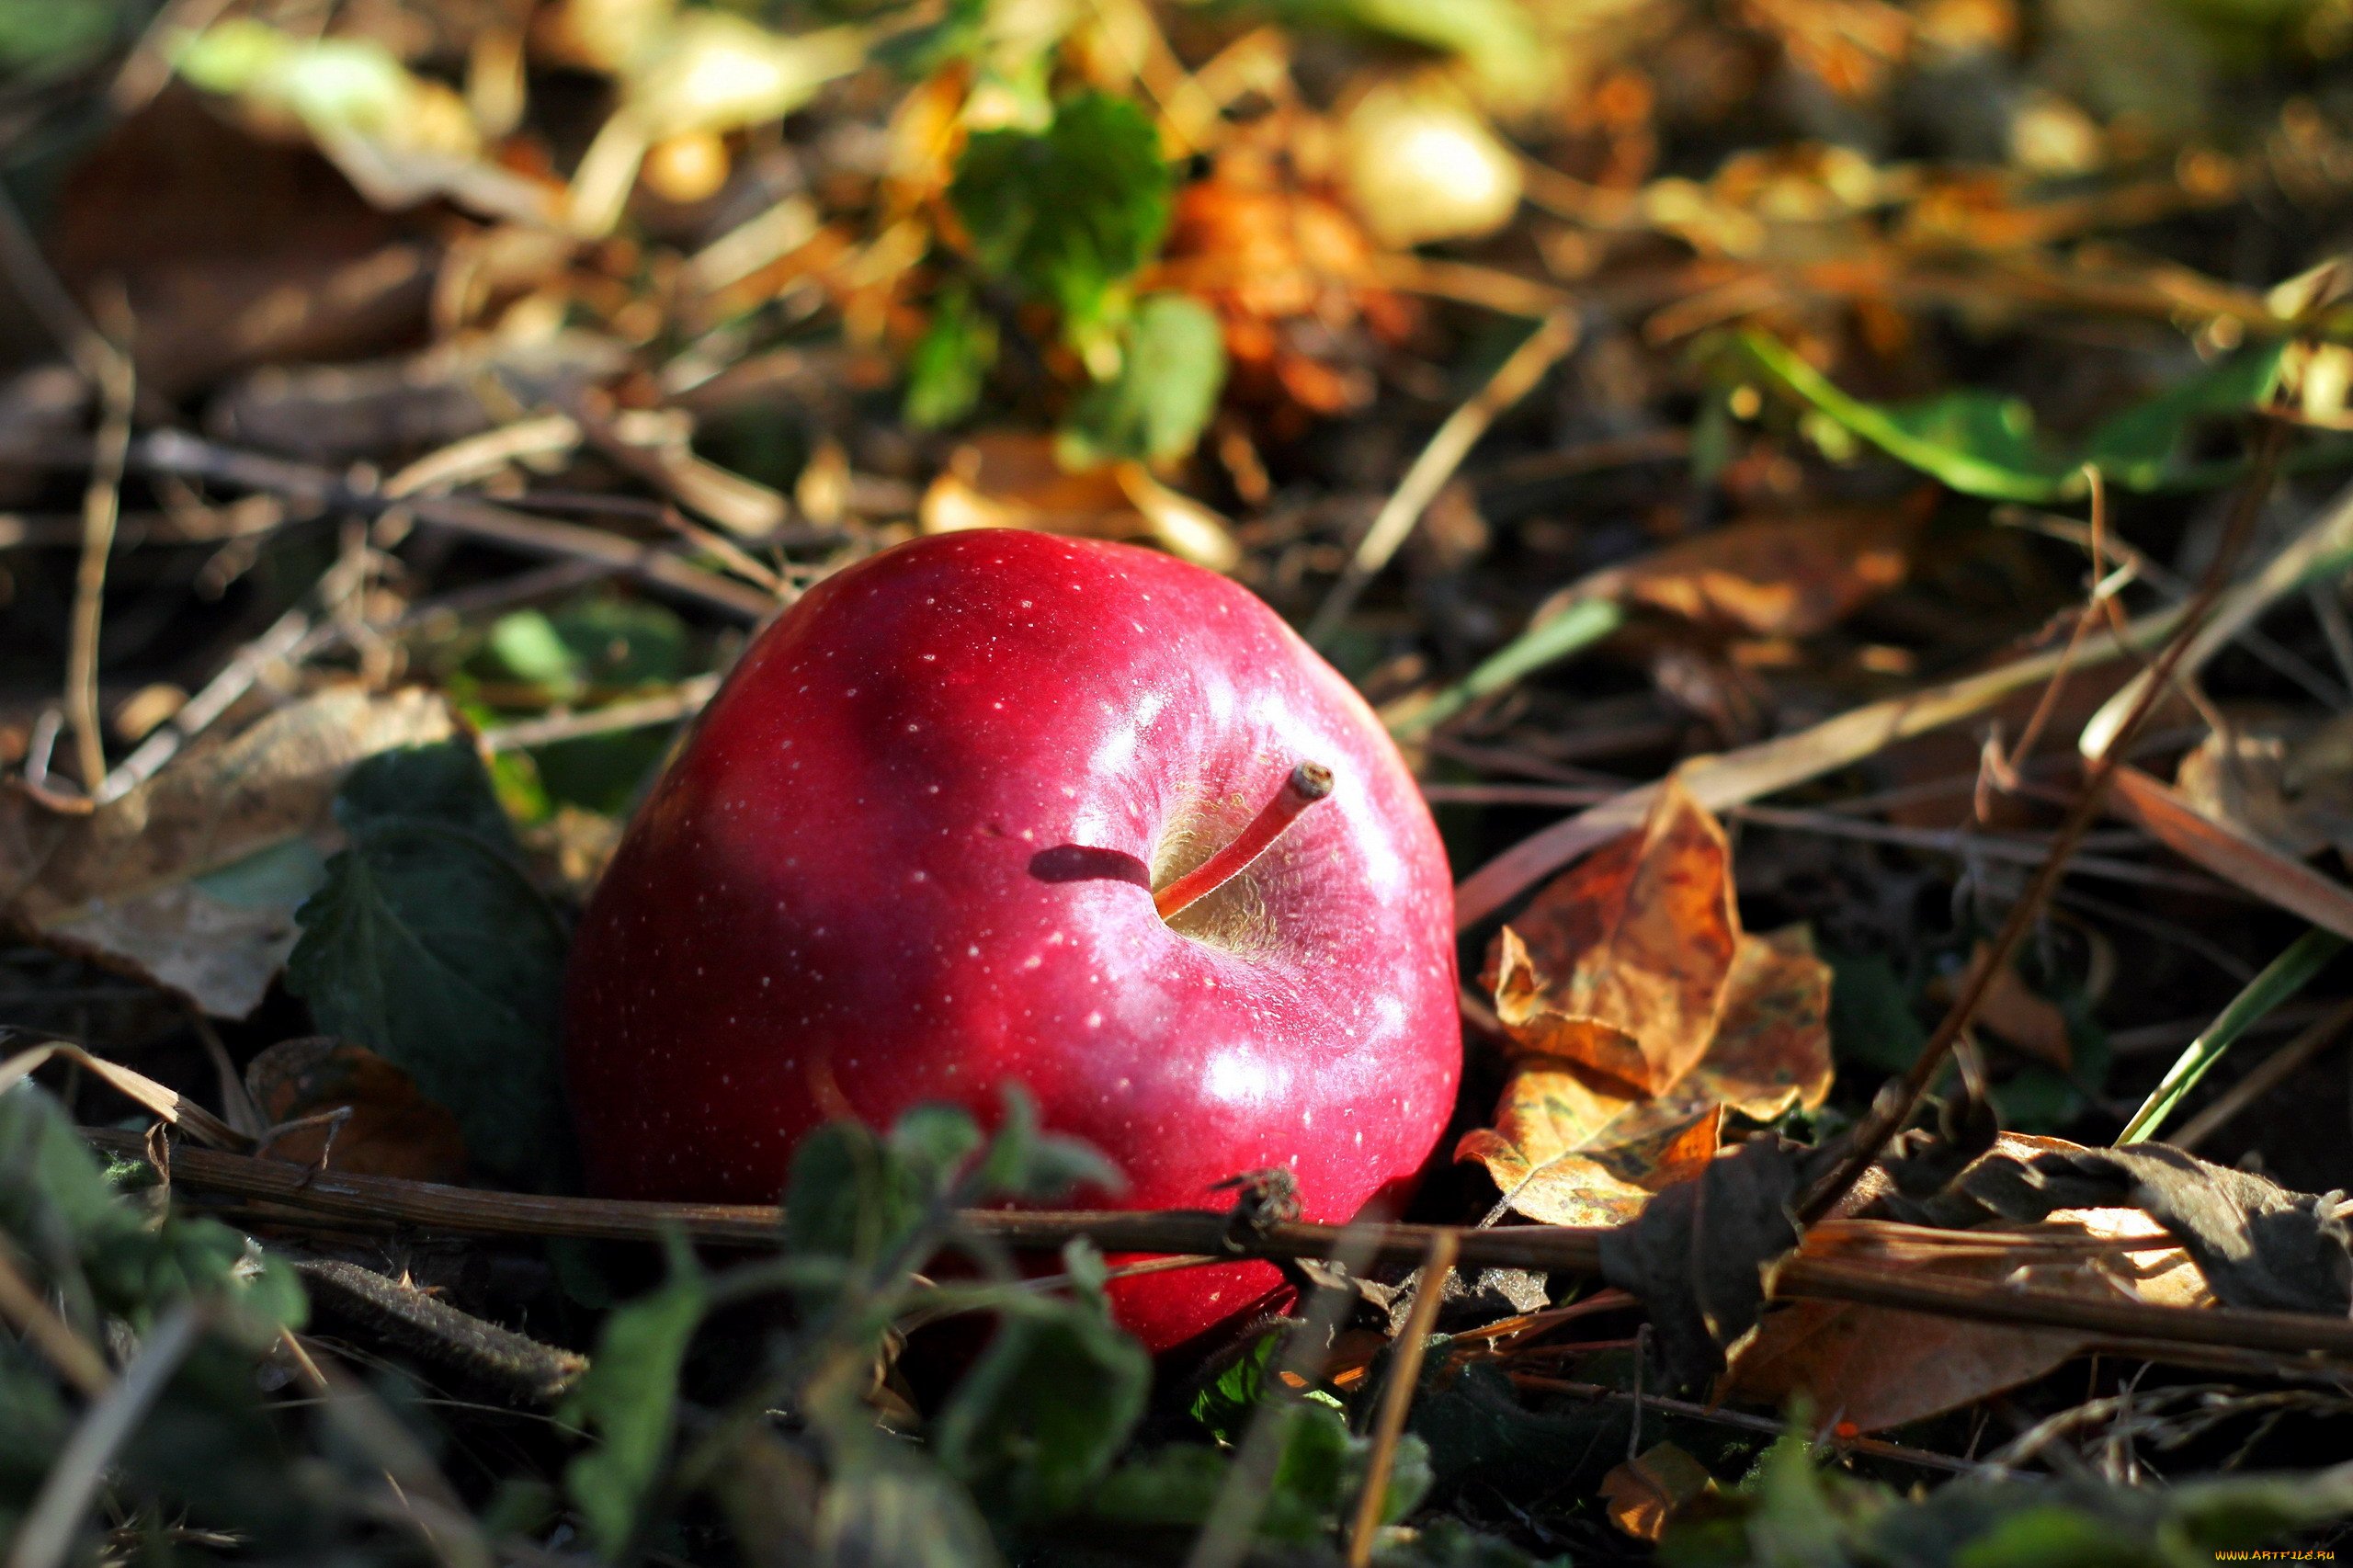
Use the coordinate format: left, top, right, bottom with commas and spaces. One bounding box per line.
47, 90, 440, 399
1567, 504, 1924, 640
1603, 1441, 1718, 1542
1458, 782, 1834, 1226
287, 742, 573, 1190
1723, 1200, 2207, 1433
244, 1037, 468, 1183
2108, 764, 2353, 940
2176, 710, 2353, 864
1892, 1138, 2350, 1315
1155, 118, 1417, 425
1456, 1080, 1723, 1227
919, 432, 1239, 571
1597, 1136, 1837, 1389
0, 686, 457, 1017
1483, 779, 1744, 1096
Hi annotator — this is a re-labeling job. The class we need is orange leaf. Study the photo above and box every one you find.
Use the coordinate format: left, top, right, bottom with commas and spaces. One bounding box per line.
245, 1036, 468, 1184
1698, 926, 1837, 1120
1603, 1442, 1719, 1542
1483, 778, 1742, 1095
1582, 506, 1920, 640
1460, 782, 1835, 1225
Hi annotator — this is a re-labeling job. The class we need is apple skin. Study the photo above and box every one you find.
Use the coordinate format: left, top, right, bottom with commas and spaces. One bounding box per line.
563, 528, 1461, 1351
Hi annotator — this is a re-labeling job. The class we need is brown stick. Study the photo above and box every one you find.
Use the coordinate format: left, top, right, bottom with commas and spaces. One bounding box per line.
1347, 1229, 1457, 1567
82, 1130, 2353, 1362
292, 1259, 585, 1405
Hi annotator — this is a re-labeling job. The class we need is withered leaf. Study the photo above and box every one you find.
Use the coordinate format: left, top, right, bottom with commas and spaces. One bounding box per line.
1483, 778, 1743, 1096
0, 686, 456, 1017
1601, 1441, 1717, 1543
1460, 782, 1834, 1225
1573, 503, 1922, 640
1597, 1136, 1838, 1391
245, 1036, 468, 1184
1723, 1146, 2209, 1432
1916, 1142, 2353, 1316
2176, 710, 2353, 864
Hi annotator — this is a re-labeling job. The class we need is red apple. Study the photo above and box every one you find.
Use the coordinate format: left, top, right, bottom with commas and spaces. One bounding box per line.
563, 529, 1461, 1350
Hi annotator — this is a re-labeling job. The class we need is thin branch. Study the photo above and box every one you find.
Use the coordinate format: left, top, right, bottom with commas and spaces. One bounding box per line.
478, 675, 721, 753
78, 1130, 2353, 1363
23, 430, 784, 622
63, 299, 136, 801
293, 1259, 585, 1405
1347, 1229, 1457, 1567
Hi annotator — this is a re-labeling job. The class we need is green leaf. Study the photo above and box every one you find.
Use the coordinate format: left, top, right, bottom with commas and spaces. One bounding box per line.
949, 92, 1172, 340
2083, 341, 2290, 490
0, 1082, 307, 1346
1057, 293, 1229, 467
287, 743, 573, 1189
906, 284, 1000, 429
561, 1242, 709, 1558
1731, 331, 2291, 501
972, 1085, 1125, 1202
1662, 1434, 2353, 1568
785, 1116, 943, 1270
1092, 1401, 1424, 1545
547, 597, 690, 690
1733, 333, 2070, 500
1190, 1333, 1281, 1444
336, 738, 517, 842
483, 596, 689, 701
0, 0, 127, 79
1825, 949, 1929, 1076
932, 1240, 1150, 1519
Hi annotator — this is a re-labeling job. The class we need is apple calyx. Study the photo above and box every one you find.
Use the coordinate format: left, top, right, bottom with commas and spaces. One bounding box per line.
1154, 761, 1336, 923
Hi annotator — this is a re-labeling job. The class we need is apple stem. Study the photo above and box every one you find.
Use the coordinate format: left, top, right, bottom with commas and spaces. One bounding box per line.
1154, 761, 1335, 922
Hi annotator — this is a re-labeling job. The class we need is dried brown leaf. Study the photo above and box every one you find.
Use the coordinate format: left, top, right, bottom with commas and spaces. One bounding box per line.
1483, 778, 1743, 1095
1576, 505, 1921, 640
2176, 710, 2353, 864
1722, 1215, 2207, 1433
1460, 784, 1834, 1225
2109, 764, 2353, 938
0, 685, 456, 1016
917, 433, 1239, 570
247, 1036, 468, 1183
1602, 1441, 1718, 1542
1722, 1133, 2211, 1431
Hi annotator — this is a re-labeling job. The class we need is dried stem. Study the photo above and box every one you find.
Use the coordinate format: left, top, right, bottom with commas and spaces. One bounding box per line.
1347, 1229, 1457, 1568
64, 301, 136, 801
293, 1259, 585, 1405
81, 1130, 2353, 1363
